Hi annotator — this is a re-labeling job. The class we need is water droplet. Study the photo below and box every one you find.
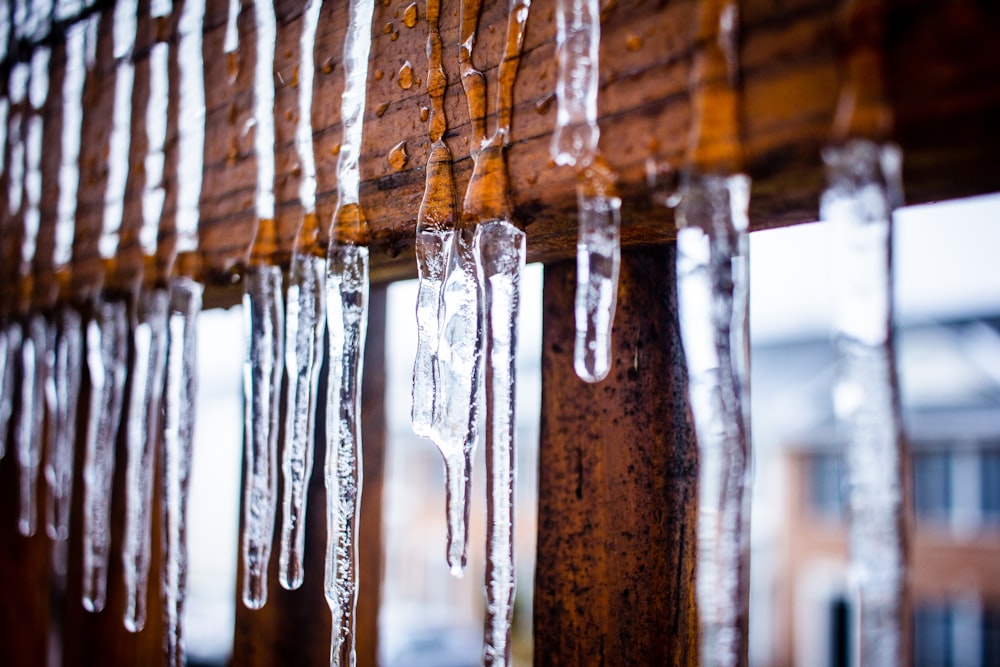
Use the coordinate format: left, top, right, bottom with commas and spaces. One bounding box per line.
384, 22, 393, 34
404, 3, 418, 27
331, 143, 341, 155
419, 106, 429, 122
398, 61, 413, 89
322, 58, 335, 75
375, 102, 389, 117
625, 35, 643, 52
291, 65, 299, 87
374, 68, 384, 81
388, 141, 408, 170
227, 51, 239, 84
534, 92, 554, 114
391, 31, 399, 41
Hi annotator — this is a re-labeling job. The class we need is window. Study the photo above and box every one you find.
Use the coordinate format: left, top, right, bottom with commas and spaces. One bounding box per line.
913, 451, 951, 525
807, 452, 844, 520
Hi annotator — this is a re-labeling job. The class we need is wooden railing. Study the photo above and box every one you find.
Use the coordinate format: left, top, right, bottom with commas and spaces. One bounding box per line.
0, 0, 999, 665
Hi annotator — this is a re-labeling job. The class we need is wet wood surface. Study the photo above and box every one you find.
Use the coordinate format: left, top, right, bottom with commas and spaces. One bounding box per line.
535, 247, 700, 666
0, 0, 997, 298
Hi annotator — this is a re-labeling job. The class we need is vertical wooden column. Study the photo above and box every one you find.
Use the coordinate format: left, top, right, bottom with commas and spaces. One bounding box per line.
232, 285, 386, 666
534, 246, 699, 665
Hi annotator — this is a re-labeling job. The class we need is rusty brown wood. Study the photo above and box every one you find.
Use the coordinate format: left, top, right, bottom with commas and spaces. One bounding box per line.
534, 247, 700, 666
231, 285, 386, 667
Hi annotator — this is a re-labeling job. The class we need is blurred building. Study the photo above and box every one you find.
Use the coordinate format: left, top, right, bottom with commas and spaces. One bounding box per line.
751, 316, 1000, 666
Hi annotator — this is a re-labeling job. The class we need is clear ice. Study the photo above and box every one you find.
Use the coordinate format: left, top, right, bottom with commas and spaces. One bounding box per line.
242, 264, 283, 606
162, 277, 202, 667
81, 298, 128, 612
323, 0, 374, 662
823, 139, 907, 667
478, 218, 525, 667
676, 174, 751, 667
433, 223, 481, 575
17, 315, 52, 537
277, 0, 326, 595
552, 0, 619, 383
123, 0, 172, 631
122, 289, 169, 632
241, 0, 281, 606
278, 251, 325, 592
0, 323, 23, 460
46, 307, 82, 544
324, 244, 368, 667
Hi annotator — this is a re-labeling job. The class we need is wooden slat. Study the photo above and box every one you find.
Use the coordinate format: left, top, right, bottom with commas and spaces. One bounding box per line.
535, 248, 700, 665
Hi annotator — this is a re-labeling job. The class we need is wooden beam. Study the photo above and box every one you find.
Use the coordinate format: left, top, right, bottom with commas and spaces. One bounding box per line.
3, 0, 997, 297
535, 247, 700, 665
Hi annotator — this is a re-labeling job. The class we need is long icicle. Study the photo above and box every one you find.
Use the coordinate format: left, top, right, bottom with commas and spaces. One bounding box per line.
240, 0, 282, 607
44, 13, 93, 549
277, 0, 326, 596
674, 2, 752, 666
551, 0, 620, 383
825, 139, 906, 667
123, 0, 173, 631
412, 0, 467, 575
453, 0, 531, 662
81, 297, 129, 611
826, 0, 908, 662
16, 45, 53, 539
324, 0, 373, 663
82, 0, 137, 612
160, 0, 206, 659
162, 277, 201, 667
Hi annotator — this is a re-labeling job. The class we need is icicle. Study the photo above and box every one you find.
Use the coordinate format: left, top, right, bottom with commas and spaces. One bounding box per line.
668, 3, 753, 665
81, 298, 128, 612
22, 46, 51, 285
176, 0, 205, 259
242, 251, 283, 606
100, 0, 137, 260
478, 214, 524, 667
324, 240, 368, 667
0, 323, 22, 459
122, 0, 173, 632
225, 0, 242, 82
676, 174, 751, 667
16, 316, 49, 536
323, 0, 373, 663
276, 0, 326, 595
162, 277, 202, 667
122, 290, 169, 632
240, 0, 282, 606
824, 139, 906, 667
551, 0, 620, 382
7, 61, 29, 223
54, 18, 88, 271
46, 307, 82, 543
411, 0, 470, 575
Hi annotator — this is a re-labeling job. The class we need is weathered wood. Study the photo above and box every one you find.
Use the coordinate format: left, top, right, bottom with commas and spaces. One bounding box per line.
2, 0, 998, 296
534, 248, 700, 666
231, 285, 386, 667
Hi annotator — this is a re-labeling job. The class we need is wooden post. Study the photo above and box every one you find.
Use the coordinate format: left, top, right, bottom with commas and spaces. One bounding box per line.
231, 285, 386, 667
534, 246, 700, 665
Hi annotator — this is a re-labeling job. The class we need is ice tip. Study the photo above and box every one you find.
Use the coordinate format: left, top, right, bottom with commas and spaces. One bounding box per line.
449, 562, 465, 578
